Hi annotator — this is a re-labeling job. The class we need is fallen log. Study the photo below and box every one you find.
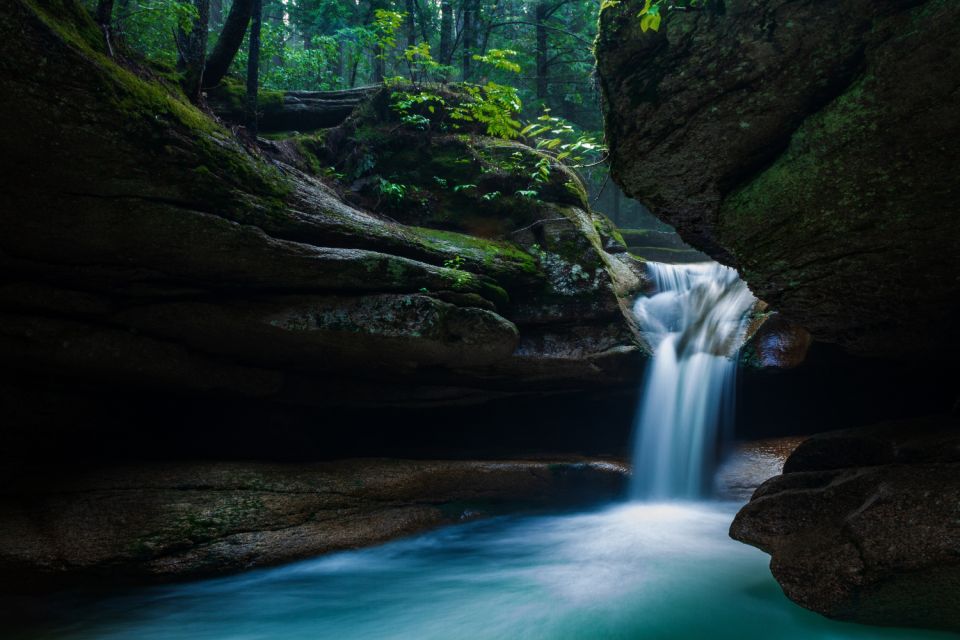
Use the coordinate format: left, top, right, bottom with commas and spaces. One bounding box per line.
208, 83, 380, 132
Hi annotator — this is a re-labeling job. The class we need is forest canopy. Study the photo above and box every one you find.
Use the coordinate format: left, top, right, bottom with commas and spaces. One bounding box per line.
84, 0, 661, 227
88, 0, 604, 127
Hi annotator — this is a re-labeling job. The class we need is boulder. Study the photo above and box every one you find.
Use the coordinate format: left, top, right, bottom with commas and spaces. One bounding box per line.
596, 0, 960, 358
731, 415, 960, 632
740, 312, 813, 370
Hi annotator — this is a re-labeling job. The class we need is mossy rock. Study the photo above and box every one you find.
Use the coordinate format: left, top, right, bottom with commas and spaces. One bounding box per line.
597, 0, 960, 358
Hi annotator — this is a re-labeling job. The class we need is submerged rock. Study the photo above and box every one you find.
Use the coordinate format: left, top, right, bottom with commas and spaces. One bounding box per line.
714, 436, 805, 502
0, 459, 627, 588
730, 415, 960, 632
596, 0, 960, 359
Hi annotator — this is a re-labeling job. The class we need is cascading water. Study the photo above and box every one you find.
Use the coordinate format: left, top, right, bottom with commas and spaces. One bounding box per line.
630, 261, 757, 500
10, 271, 948, 640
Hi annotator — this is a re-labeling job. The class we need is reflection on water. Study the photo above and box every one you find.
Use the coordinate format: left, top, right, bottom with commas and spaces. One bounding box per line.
5, 502, 950, 640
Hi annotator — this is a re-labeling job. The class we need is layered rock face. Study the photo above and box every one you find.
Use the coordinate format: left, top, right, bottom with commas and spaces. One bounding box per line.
0, 0, 645, 439
0, 1, 647, 584
596, 0, 960, 358
731, 416, 960, 632
597, 1, 960, 631
0, 459, 627, 586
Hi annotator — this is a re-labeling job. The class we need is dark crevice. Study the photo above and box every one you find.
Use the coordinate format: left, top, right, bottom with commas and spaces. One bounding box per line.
716, 44, 869, 199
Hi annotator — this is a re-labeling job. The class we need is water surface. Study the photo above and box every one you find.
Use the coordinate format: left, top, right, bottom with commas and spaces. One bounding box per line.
7, 502, 951, 639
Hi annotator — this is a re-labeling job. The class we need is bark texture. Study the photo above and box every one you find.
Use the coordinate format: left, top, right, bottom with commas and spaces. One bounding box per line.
203, 0, 253, 88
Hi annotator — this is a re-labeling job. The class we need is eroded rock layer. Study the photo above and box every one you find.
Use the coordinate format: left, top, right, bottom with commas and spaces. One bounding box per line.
597, 0, 960, 358
0, 459, 627, 587
0, 0, 645, 434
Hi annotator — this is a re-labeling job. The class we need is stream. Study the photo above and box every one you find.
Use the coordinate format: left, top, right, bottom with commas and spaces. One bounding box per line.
4, 263, 952, 639
5, 502, 954, 639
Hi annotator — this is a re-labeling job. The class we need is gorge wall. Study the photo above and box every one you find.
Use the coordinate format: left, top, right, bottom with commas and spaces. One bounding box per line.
596, 0, 960, 359
596, 0, 960, 631
0, 0, 651, 463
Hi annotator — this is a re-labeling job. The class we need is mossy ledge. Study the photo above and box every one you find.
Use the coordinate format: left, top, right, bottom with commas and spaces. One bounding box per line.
0, 0, 644, 420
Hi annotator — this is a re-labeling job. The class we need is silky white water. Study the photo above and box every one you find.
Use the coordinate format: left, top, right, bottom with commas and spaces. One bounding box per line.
631, 261, 757, 499
5, 262, 944, 639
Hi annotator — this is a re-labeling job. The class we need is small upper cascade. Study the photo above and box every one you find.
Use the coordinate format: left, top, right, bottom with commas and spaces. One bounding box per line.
630, 261, 757, 500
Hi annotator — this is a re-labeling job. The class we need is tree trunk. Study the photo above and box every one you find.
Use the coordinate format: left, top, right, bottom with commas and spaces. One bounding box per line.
478, 0, 499, 58
414, 0, 430, 44
461, 0, 475, 81
210, 0, 223, 30
369, 0, 387, 83
349, 55, 361, 88
94, 0, 115, 56
246, 0, 262, 134
535, 1, 549, 101
203, 0, 254, 88
372, 50, 385, 83
182, 0, 209, 103
94, 0, 113, 25
208, 86, 379, 132
611, 186, 621, 226
439, 1, 453, 66
404, 0, 417, 47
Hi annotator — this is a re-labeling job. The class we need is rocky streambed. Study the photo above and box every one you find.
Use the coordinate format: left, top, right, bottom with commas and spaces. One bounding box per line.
0, 438, 809, 590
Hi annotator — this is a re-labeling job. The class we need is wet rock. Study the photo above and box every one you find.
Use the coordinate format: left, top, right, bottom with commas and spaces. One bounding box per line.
730, 415, 960, 632
740, 313, 813, 370
596, 0, 960, 359
0, 459, 628, 588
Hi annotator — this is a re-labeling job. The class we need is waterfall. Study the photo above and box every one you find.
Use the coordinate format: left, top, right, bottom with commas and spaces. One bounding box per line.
630, 262, 757, 500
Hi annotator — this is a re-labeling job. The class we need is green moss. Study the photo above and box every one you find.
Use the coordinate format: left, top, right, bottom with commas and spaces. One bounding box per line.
619, 229, 653, 244
410, 227, 541, 276
592, 214, 627, 247
20, 0, 293, 221
285, 131, 333, 176
208, 77, 285, 118
23, 0, 103, 55
719, 74, 885, 250
25, 0, 220, 138
327, 110, 587, 235
170, 495, 266, 543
